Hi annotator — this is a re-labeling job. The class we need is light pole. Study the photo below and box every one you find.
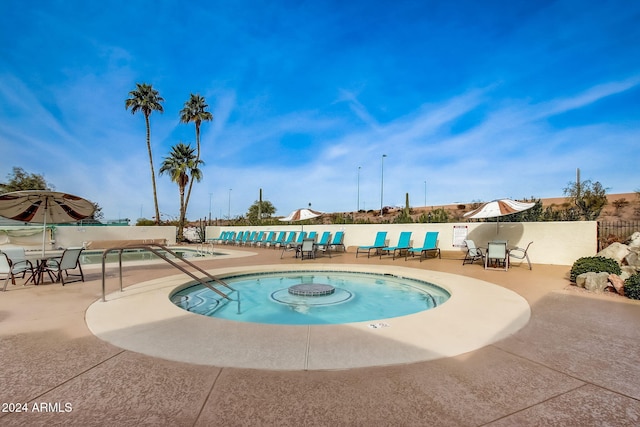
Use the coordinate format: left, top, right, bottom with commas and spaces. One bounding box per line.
380, 154, 387, 216
424, 181, 427, 207
228, 188, 232, 220
208, 192, 212, 226
357, 166, 361, 212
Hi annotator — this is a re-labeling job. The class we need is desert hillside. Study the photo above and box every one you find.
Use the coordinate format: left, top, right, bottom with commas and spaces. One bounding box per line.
340, 193, 639, 224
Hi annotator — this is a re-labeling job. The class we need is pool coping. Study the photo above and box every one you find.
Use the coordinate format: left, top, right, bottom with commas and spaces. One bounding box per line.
85, 264, 531, 370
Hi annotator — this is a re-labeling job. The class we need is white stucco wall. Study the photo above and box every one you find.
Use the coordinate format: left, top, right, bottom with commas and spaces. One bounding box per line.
206, 221, 597, 266
0, 225, 177, 250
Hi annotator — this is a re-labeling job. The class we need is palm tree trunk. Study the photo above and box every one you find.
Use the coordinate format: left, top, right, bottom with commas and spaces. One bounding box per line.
146, 114, 161, 225
183, 122, 200, 221
178, 187, 185, 241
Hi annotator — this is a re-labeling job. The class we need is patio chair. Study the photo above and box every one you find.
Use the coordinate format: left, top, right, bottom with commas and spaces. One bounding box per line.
462, 240, 484, 265
1, 252, 34, 291
485, 242, 509, 271
44, 247, 85, 285
381, 231, 412, 260
299, 238, 316, 260
329, 231, 346, 253
314, 231, 332, 257
406, 232, 440, 262
1, 253, 14, 291
356, 231, 387, 258
280, 232, 305, 258
508, 241, 533, 270
1, 247, 35, 285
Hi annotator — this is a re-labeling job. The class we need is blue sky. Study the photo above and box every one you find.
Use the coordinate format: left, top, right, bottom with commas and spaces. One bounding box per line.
1, 0, 639, 222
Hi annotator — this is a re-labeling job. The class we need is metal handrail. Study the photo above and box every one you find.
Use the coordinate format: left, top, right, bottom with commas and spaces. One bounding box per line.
100, 244, 240, 313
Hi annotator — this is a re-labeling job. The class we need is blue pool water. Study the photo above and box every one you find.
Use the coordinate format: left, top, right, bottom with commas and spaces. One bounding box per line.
80, 248, 220, 264
171, 271, 451, 325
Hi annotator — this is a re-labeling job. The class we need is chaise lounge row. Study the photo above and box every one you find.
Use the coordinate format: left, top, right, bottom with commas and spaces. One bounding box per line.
209, 230, 346, 258
356, 231, 441, 262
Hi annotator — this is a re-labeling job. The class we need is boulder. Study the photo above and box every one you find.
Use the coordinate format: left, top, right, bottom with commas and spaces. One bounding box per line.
576, 272, 610, 292
608, 274, 625, 296
628, 232, 640, 249
625, 251, 640, 270
620, 267, 635, 280
596, 242, 630, 265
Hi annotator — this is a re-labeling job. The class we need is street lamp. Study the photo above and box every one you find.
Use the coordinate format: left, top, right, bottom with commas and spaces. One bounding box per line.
228, 188, 232, 220
380, 154, 387, 216
357, 166, 361, 212
424, 181, 427, 207
208, 192, 212, 226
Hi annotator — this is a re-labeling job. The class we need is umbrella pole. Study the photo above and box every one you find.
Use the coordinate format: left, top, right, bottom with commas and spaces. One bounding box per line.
41, 196, 49, 257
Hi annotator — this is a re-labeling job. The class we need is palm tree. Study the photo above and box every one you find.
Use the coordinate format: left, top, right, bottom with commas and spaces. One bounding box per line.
179, 94, 213, 219
159, 142, 203, 240
125, 83, 164, 225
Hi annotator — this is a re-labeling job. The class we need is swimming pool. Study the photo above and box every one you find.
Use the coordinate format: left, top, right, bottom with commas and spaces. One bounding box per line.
171, 271, 451, 325
80, 248, 221, 265
87, 264, 531, 369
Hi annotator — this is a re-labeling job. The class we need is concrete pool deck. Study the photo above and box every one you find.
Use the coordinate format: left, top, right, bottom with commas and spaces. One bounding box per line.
1, 246, 639, 425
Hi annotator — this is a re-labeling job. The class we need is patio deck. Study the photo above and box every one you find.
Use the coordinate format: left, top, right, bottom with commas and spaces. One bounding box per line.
1, 246, 639, 426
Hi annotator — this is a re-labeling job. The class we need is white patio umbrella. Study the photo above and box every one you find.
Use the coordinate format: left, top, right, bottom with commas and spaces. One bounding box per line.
463, 198, 535, 233
0, 190, 96, 255
279, 208, 323, 231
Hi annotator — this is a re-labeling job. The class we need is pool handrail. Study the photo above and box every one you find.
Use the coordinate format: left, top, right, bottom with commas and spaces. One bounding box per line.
101, 244, 240, 313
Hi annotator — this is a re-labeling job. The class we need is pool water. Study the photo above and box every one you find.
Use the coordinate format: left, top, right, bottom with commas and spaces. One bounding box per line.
80, 248, 218, 265
171, 271, 451, 325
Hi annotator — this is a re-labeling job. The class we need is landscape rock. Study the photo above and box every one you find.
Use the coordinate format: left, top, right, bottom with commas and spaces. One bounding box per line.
576, 272, 610, 292
628, 232, 640, 249
596, 242, 630, 265
608, 274, 625, 296
620, 267, 635, 280
625, 252, 640, 270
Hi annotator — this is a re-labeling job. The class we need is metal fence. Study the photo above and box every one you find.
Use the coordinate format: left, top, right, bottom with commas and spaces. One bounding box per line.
598, 221, 640, 250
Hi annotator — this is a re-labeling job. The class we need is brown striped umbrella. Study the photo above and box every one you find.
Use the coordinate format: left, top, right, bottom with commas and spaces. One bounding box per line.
0, 190, 95, 255
463, 198, 535, 233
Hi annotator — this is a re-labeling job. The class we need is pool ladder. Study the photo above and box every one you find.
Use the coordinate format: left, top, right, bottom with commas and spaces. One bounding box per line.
100, 244, 240, 313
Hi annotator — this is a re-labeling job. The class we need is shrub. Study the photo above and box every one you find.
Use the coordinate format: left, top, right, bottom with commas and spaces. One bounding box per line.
569, 256, 621, 282
624, 274, 640, 300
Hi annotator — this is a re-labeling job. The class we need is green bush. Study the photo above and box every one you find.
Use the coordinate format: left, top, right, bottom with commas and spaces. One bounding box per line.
569, 256, 621, 282
624, 274, 640, 300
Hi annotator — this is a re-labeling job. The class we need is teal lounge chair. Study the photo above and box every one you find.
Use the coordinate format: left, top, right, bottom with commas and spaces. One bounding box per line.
269, 231, 287, 249
250, 231, 265, 247
238, 231, 251, 245
329, 231, 346, 253
278, 231, 296, 250
314, 231, 332, 257
257, 231, 275, 248
356, 231, 387, 258
406, 232, 440, 262
381, 231, 412, 260
233, 231, 245, 245
223, 232, 236, 245
243, 231, 257, 246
